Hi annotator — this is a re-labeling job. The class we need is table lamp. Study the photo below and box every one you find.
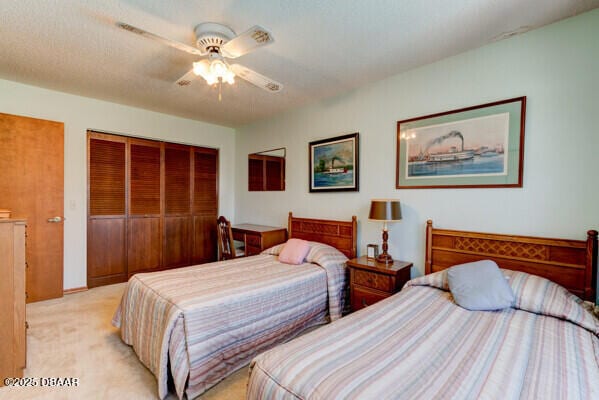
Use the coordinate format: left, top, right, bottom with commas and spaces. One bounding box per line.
369, 199, 402, 263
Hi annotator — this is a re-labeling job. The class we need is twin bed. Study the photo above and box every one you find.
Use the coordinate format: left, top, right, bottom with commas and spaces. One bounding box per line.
114, 215, 599, 400
113, 213, 357, 399
247, 221, 599, 399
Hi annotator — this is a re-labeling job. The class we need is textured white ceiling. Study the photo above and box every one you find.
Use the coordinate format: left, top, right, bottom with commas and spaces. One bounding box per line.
1, 0, 597, 127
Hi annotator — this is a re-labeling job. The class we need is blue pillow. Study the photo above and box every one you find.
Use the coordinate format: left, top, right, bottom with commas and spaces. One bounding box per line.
447, 260, 515, 311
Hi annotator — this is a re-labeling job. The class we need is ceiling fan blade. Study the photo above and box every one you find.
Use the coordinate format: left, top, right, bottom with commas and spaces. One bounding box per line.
221, 26, 274, 58
174, 69, 198, 87
230, 64, 283, 93
116, 22, 204, 56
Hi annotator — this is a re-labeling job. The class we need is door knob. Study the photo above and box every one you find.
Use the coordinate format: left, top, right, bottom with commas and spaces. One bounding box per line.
47, 216, 65, 223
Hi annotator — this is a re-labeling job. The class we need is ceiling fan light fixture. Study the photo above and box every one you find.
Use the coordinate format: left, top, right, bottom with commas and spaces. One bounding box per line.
210, 59, 227, 76
193, 60, 210, 76
224, 70, 235, 84
193, 59, 235, 86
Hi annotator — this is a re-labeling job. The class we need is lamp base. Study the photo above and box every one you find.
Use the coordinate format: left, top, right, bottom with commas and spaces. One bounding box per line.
376, 252, 393, 264
377, 226, 394, 264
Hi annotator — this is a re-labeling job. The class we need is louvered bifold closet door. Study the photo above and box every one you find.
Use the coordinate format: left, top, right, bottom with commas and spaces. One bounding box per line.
87, 132, 128, 288
127, 139, 163, 275
163, 144, 192, 268
192, 147, 219, 264
88, 133, 219, 287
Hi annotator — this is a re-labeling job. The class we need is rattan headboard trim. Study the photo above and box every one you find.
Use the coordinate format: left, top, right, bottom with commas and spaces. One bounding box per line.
288, 212, 357, 259
425, 220, 597, 301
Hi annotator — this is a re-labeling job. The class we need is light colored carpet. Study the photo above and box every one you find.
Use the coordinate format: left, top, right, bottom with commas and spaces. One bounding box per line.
0, 284, 247, 400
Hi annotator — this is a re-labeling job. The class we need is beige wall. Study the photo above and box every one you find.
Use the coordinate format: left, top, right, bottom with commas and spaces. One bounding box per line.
235, 10, 599, 293
0, 79, 236, 290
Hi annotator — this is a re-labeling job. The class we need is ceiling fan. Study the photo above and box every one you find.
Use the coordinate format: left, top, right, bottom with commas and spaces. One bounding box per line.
116, 21, 283, 100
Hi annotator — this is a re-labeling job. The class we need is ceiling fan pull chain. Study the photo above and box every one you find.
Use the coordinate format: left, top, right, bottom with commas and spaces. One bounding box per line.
218, 78, 223, 102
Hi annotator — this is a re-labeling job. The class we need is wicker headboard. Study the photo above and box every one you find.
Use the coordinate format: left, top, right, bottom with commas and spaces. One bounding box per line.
425, 220, 598, 301
288, 212, 357, 259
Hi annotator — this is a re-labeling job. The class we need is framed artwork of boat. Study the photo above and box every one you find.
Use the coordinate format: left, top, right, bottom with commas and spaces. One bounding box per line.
309, 132, 359, 192
396, 97, 526, 189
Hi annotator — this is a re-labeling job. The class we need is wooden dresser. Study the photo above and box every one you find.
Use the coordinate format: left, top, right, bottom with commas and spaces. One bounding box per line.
232, 224, 287, 256
347, 256, 412, 312
0, 219, 26, 384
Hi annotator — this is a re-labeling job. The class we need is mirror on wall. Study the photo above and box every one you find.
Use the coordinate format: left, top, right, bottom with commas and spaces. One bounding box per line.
248, 147, 286, 191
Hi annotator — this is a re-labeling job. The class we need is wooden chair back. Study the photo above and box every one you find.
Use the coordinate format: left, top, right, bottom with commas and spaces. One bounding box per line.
217, 216, 236, 260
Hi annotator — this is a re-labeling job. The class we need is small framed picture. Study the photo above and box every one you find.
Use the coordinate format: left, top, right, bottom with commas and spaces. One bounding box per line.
309, 132, 359, 192
366, 244, 379, 260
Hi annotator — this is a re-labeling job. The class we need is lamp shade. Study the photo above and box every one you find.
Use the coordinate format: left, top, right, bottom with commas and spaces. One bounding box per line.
369, 199, 402, 221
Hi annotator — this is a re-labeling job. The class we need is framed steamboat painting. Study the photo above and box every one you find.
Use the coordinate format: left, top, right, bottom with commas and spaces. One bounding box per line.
396, 97, 526, 189
309, 133, 359, 192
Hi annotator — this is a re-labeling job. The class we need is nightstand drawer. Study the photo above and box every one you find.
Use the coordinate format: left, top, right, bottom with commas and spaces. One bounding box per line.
353, 269, 393, 292
351, 285, 389, 311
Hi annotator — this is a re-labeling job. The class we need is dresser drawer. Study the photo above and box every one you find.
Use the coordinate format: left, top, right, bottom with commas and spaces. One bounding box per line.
245, 245, 262, 256
245, 234, 261, 247
351, 285, 389, 311
353, 269, 393, 292
233, 231, 245, 242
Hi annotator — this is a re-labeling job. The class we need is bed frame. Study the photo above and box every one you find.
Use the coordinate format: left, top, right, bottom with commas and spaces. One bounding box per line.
288, 212, 357, 259
425, 220, 598, 301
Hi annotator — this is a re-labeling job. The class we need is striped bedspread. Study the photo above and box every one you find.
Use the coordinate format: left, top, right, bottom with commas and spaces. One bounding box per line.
248, 270, 599, 400
113, 246, 348, 400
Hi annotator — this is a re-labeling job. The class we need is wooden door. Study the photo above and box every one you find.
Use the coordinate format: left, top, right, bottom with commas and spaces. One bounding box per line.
192, 147, 218, 264
163, 144, 192, 268
87, 132, 127, 288
127, 138, 163, 275
0, 113, 64, 302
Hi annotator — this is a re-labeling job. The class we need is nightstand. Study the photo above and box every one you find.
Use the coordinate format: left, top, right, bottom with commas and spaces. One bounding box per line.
347, 256, 412, 312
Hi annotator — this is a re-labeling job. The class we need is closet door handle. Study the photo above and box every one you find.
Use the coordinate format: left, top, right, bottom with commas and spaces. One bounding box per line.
47, 216, 65, 223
